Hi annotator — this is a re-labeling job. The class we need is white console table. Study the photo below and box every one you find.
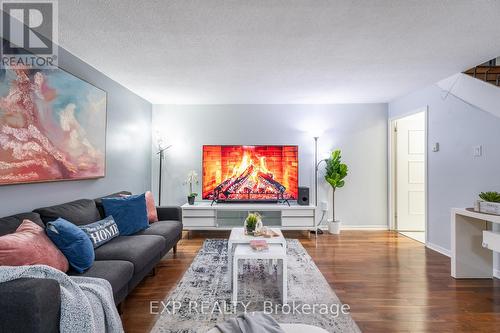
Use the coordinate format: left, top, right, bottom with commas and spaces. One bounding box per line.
181, 202, 316, 231
451, 208, 500, 278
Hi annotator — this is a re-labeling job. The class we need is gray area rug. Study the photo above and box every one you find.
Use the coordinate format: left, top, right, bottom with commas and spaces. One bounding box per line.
151, 239, 360, 333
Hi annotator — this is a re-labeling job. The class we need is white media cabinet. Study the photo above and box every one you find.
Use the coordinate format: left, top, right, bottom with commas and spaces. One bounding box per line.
181, 202, 317, 231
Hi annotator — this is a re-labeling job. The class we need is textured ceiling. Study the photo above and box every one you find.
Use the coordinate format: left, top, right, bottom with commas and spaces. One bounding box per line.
58, 0, 500, 104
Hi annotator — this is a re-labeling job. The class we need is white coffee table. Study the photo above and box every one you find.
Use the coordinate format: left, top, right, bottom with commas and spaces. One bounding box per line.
232, 243, 288, 304
227, 228, 286, 281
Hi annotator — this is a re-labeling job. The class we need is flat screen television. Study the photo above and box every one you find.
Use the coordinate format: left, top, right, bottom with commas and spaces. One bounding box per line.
202, 145, 298, 202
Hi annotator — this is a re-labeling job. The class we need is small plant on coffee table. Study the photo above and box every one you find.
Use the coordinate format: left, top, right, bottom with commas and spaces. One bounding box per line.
245, 213, 260, 234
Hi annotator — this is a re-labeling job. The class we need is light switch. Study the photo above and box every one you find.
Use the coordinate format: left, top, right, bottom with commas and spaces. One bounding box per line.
473, 145, 482, 157
432, 142, 439, 152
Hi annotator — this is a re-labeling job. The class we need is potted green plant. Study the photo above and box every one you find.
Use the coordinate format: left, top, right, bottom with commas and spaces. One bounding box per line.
187, 192, 197, 205
244, 212, 261, 234
324, 149, 348, 234
185, 170, 199, 205
476, 191, 500, 215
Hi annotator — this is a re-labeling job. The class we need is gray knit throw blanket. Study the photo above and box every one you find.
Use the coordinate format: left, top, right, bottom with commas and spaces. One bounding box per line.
0, 265, 123, 333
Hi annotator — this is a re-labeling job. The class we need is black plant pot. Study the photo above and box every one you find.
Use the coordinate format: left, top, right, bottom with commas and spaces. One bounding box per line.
187, 196, 195, 205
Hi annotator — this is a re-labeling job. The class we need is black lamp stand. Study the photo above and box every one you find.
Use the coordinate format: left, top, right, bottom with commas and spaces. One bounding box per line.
157, 145, 172, 206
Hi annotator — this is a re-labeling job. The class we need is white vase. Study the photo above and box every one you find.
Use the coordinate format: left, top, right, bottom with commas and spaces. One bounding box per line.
255, 219, 264, 233
328, 220, 341, 234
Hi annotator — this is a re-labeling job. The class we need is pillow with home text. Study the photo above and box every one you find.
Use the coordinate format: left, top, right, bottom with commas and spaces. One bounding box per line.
79, 216, 119, 249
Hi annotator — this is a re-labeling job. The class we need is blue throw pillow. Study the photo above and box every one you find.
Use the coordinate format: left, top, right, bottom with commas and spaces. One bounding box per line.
46, 218, 95, 273
79, 216, 119, 249
101, 193, 149, 236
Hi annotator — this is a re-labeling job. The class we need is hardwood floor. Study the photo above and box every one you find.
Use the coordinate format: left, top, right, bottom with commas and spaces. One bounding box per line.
122, 231, 500, 333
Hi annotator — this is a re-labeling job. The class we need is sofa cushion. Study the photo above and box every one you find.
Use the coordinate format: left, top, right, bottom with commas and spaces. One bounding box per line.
46, 218, 95, 273
119, 191, 159, 223
0, 220, 69, 272
94, 235, 164, 273
79, 216, 120, 249
101, 194, 149, 236
0, 212, 44, 236
145, 191, 159, 223
134, 221, 182, 247
95, 191, 132, 218
34, 199, 101, 226
68, 260, 133, 303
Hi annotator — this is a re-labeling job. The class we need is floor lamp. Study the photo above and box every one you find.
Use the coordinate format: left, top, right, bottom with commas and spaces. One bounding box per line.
157, 143, 172, 206
314, 136, 319, 207
314, 136, 327, 234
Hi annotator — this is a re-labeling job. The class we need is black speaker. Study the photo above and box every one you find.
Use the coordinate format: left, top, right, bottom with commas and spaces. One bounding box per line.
297, 187, 309, 205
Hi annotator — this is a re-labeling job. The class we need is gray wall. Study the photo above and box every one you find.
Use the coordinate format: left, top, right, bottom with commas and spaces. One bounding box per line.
389, 84, 500, 255
0, 47, 152, 217
152, 104, 388, 228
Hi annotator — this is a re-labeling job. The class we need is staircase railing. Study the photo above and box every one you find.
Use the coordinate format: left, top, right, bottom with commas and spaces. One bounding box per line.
464, 59, 500, 86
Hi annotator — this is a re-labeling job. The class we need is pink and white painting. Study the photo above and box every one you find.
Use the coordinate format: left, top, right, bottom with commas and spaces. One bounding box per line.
0, 67, 106, 185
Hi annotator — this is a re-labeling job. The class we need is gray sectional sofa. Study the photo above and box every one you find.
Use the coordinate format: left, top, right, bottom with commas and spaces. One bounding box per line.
0, 191, 183, 333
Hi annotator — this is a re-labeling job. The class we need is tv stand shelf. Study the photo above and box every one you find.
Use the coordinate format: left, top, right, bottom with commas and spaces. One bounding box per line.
181, 202, 316, 231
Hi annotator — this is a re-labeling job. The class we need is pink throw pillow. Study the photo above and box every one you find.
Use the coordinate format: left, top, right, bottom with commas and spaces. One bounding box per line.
0, 220, 69, 272
119, 191, 158, 223
145, 191, 159, 223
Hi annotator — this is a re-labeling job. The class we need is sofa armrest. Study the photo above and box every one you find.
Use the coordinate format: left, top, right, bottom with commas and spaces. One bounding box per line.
156, 206, 182, 222
0, 278, 60, 333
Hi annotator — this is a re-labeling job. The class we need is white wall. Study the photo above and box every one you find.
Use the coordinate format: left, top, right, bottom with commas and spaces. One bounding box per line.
389, 83, 500, 260
152, 104, 388, 228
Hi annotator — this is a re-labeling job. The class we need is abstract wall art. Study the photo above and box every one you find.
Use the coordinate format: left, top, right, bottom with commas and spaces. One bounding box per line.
0, 67, 107, 185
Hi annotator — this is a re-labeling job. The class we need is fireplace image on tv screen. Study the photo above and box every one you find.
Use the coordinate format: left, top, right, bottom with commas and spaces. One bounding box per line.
202, 145, 298, 202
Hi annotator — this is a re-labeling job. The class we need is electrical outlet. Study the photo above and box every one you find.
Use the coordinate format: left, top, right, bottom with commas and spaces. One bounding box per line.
321, 201, 328, 211
473, 145, 482, 157
432, 142, 439, 152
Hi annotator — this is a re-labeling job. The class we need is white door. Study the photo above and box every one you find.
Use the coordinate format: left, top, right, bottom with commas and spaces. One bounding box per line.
395, 112, 425, 231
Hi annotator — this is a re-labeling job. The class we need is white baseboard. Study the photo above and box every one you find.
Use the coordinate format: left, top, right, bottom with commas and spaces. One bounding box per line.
316, 224, 388, 231
494, 269, 500, 279
341, 224, 388, 230
426, 242, 451, 257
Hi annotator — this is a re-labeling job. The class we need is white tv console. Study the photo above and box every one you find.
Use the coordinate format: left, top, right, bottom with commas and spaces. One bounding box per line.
181, 202, 317, 231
